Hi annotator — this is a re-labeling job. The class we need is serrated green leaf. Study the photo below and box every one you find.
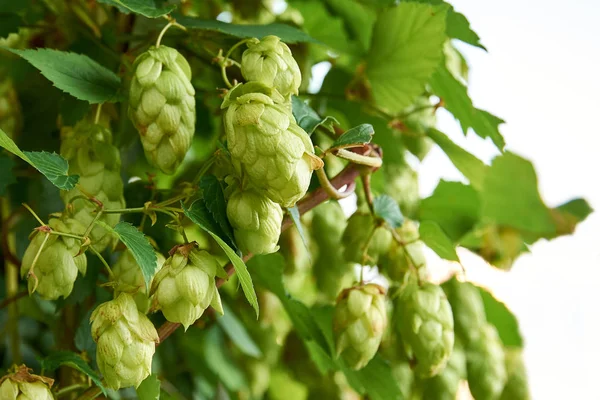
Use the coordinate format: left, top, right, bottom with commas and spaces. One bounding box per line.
74, 308, 96, 363
482, 152, 555, 235
292, 96, 338, 135
419, 220, 459, 261
445, 8, 485, 50
324, 0, 377, 54
137, 374, 161, 400
366, 2, 447, 113
200, 175, 236, 251
343, 355, 404, 400
176, 16, 318, 43
2, 47, 122, 103
97, 0, 176, 18
0, 128, 80, 190
427, 128, 488, 190
430, 65, 505, 149
330, 123, 374, 150
420, 180, 480, 242
287, 205, 311, 255
217, 303, 262, 358
41, 351, 107, 395
555, 198, 593, 221
0, 153, 16, 195
478, 286, 523, 347
373, 195, 404, 228
0, 14, 22, 38
183, 200, 259, 317
113, 222, 158, 291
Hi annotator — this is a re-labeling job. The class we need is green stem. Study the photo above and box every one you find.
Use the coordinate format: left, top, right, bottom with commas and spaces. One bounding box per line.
335, 149, 382, 168
94, 104, 102, 125
316, 167, 354, 200
49, 231, 85, 241
21, 203, 45, 226
83, 209, 103, 240
156, 19, 187, 48
27, 232, 51, 293
90, 246, 113, 278
102, 207, 146, 214
56, 383, 88, 398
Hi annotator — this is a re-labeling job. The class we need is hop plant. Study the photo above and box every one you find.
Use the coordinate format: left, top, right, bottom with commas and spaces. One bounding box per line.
0, 365, 53, 400
129, 45, 196, 174
379, 220, 427, 284
342, 212, 393, 266
150, 244, 224, 329
467, 323, 507, 400
221, 82, 322, 207
420, 345, 467, 400
333, 284, 387, 370
396, 282, 454, 377
20, 216, 88, 300
226, 185, 283, 255
90, 293, 159, 390
383, 164, 419, 218
112, 249, 166, 312
241, 35, 302, 99
442, 276, 487, 346
500, 349, 530, 400
0, 78, 22, 138
60, 121, 125, 252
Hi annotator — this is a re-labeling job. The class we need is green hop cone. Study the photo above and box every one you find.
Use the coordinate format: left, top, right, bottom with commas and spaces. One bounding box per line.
420, 345, 467, 400
500, 348, 530, 400
241, 35, 302, 99
226, 186, 283, 255
442, 276, 487, 346
90, 293, 159, 390
60, 121, 125, 252
129, 45, 196, 174
467, 323, 507, 400
333, 284, 388, 370
150, 244, 224, 329
0, 365, 54, 400
20, 216, 88, 300
0, 78, 22, 139
380, 220, 427, 284
342, 212, 393, 266
222, 82, 322, 207
112, 249, 166, 312
396, 282, 454, 377
392, 361, 414, 400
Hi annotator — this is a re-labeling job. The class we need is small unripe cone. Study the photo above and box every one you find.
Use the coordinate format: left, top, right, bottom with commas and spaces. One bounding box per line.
226, 186, 283, 255
342, 212, 393, 266
129, 45, 196, 174
60, 121, 125, 252
0, 78, 22, 139
90, 293, 159, 390
442, 276, 487, 346
222, 82, 322, 207
379, 220, 426, 284
396, 282, 454, 377
0, 365, 54, 400
420, 345, 467, 400
333, 284, 387, 370
241, 35, 302, 99
150, 244, 224, 329
20, 216, 88, 300
500, 348, 530, 400
467, 323, 507, 400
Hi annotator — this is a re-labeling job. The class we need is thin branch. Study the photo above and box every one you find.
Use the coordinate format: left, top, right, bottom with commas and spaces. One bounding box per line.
0, 290, 28, 310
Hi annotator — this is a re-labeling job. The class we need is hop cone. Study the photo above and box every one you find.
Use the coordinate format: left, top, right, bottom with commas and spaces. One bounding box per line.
0, 78, 22, 138
467, 323, 507, 400
421, 345, 467, 400
0, 365, 53, 400
150, 244, 224, 329
392, 362, 414, 400
129, 45, 196, 174
442, 276, 486, 346
379, 220, 426, 284
333, 284, 387, 370
222, 82, 322, 207
500, 349, 530, 400
90, 293, 159, 390
396, 283, 454, 377
241, 35, 302, 99
226, 186, 283, 255
112, 249, 166, 312
20, 216, 88, 300
60, 121, 125, 252
342, 212, 393, 266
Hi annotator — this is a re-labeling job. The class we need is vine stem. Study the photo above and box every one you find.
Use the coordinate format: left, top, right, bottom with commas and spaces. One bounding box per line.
94, 104, 102, 125
335, 149, 382, 168
156, 18, 187, 48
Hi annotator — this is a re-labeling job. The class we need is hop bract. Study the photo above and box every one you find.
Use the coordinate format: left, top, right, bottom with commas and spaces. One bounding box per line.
467, 323, 507, 400
333, 284, 387, 370
222, 82, 322, 207
0, 365, 53, 400
226, 186, 283, 255
342, 212, 393, 266
20, 216, 88, 300
150, 244, 224, 330
241, 35, 302, 99
129, 45, 196, 174
60, 121, 125, 251
421, 345, 466, 400
396, 282, 454, 377
90, 293, 159, 390
442, 276, 487, 346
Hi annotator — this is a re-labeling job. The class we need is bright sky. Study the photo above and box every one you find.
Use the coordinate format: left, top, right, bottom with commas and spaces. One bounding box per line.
421, 1, 600, 399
